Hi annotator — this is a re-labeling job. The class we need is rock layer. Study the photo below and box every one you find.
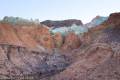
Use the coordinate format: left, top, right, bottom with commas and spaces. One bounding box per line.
41, 19, 83, 28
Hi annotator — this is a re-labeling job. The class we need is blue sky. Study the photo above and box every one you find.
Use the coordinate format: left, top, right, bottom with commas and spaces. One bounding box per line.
0, 0, 120, 23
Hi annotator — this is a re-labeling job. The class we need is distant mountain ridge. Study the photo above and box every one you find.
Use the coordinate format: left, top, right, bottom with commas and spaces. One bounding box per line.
41, 19, 83, 28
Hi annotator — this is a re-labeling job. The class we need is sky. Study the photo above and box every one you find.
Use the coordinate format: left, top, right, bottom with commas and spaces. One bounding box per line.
0, 0, 120, 23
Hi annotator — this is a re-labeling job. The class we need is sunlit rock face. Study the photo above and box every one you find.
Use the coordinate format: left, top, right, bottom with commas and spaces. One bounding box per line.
0, 23, 24, 46
14, 23, 55, 49
41, 19, 83, 28
0, 16, 55, 49
85, 16, 108, 28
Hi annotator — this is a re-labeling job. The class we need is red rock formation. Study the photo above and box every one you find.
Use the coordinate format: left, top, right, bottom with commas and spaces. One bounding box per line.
62, 32, 81, 50
0, 23, 24, 46
10, 23, 83, 50
15, 30, 39, 49
15, 24, 55, 49
0, 23, 46, 52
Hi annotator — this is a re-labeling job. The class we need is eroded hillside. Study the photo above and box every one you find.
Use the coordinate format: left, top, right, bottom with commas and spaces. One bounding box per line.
0, 12, 120, 80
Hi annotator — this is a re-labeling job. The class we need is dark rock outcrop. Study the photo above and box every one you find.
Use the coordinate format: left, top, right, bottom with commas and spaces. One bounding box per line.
41, 19, 83, 28
15, 24, 55, 49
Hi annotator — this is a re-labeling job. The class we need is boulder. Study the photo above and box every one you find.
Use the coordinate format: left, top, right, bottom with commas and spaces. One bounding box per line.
0, 23, 24, 46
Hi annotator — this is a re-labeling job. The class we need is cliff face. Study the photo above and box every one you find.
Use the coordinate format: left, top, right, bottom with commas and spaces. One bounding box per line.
0, 21, 82, 51
0, 23, 23, 46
